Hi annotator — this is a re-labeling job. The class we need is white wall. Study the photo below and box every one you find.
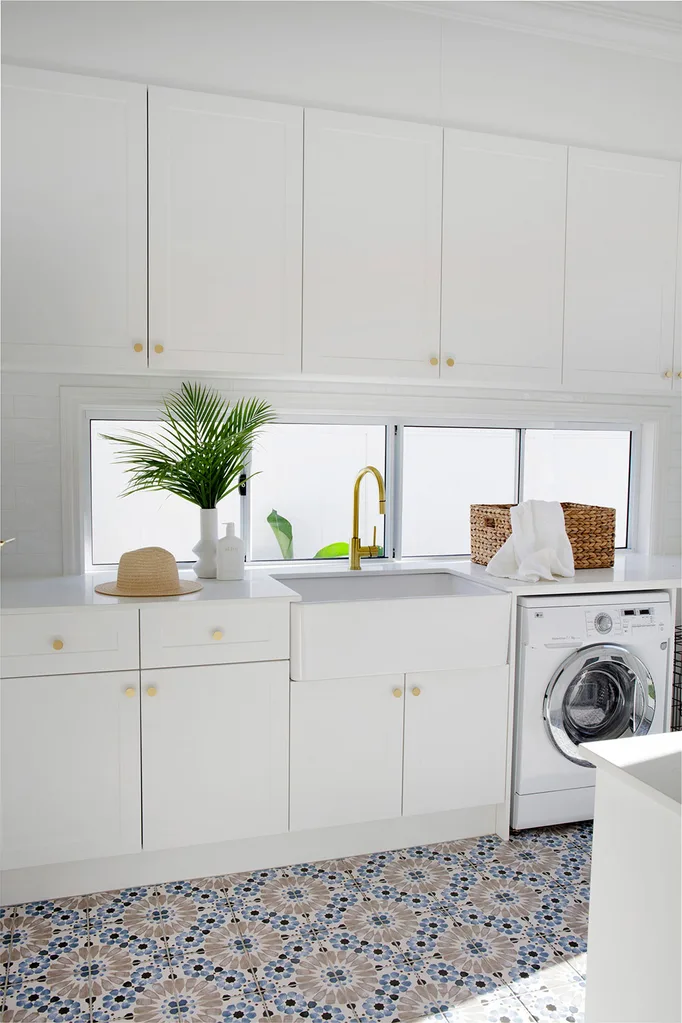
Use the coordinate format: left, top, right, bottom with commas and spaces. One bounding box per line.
1, 1, 681, 576
2, 1, 681, 159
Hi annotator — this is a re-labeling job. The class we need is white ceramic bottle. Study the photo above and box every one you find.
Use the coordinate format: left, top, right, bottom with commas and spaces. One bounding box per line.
216, 522, 245, 581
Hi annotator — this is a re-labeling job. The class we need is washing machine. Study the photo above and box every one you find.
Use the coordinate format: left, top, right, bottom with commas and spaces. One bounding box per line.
512, 591, 672, 830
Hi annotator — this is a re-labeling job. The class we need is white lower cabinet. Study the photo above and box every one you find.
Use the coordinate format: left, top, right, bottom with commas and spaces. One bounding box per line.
141, 661, 289, 851
290, 674, 404, 831
1, 671, 142, 870
403, 667, 509, 817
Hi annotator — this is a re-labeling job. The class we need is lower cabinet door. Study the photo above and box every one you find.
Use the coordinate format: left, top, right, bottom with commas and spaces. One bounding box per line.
1, 671, 141, 869
141, 661, 289, 850
402, 666, 509, 817
290, 674, 404, 831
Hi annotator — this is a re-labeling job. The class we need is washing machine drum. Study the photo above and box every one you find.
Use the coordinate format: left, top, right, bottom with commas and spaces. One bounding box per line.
544, 643, 656, 767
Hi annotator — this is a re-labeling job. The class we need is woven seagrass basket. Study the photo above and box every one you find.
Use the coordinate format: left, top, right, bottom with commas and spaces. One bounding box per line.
470, 503, 616, 570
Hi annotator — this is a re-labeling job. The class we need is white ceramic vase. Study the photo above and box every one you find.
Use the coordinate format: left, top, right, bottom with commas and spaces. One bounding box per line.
193, 508, 218, 578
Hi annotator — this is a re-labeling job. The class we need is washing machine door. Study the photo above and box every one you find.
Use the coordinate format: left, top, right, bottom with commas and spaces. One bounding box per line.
544, 643, 656, 768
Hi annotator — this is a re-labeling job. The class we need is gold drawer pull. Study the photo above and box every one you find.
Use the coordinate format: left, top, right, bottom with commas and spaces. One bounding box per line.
664, 369, 672, 378
392, 688, 402, 698
154, 344, 164, 354
52, 639, 64, 651
411, 686, 421, 696
133, 342, 144, 353
125, 687, 136, 698
429, 356, 439, 367
147, 686, 158, 697
212, 630, 223, 641
445, 357, 455, 367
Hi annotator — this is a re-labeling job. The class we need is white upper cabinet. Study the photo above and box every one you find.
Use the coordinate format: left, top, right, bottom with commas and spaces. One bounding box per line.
303, 109, 443, 378
148, 87, 303, 374
564, 148, 680, 393
2, 66, 147, 373
441, 131, 567, 389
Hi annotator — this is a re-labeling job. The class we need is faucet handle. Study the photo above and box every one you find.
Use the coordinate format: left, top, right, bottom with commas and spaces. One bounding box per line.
372, 526, 377, 548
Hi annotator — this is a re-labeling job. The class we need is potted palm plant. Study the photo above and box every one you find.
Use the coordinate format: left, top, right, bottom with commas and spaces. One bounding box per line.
102, 382, 275, 577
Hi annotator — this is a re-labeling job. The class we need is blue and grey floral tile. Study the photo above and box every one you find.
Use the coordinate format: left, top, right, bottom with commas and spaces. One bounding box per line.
0, 823, 592, 1022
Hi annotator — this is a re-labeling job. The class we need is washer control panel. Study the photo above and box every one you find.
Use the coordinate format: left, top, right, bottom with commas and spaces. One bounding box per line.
585, 605, 665, 639
523, 594, 671, 647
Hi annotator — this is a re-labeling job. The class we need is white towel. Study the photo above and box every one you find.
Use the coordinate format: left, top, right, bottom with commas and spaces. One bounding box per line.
486, 500, 575, 583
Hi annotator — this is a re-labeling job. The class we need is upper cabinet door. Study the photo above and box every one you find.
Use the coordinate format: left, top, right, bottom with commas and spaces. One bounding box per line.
2, 67, 147, 372
148, 88, 303, 374
303, 109, 443, 379
441, 131, 567, 389
564, 148, 680, 393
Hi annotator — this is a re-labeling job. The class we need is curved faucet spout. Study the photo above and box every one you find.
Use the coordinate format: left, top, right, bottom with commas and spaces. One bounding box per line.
350, 465, 386, 570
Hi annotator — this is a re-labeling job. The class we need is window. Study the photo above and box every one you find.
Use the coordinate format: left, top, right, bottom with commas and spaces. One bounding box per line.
522, 430, 632, 547
401, 428, 518, 557
400, 426, 632, 557
91, 420, 240, 565
249, 423, 387, 560
89, 413, 633, 567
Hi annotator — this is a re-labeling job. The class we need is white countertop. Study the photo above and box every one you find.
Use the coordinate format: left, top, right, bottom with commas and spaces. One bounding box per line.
1, 551, 679, 612
581, 732, 682, 816
448, 552, 681, 596
0, 570, 301, 612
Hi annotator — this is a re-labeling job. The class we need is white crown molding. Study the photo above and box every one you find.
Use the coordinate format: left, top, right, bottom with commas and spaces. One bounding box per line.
383, 1, 682, 63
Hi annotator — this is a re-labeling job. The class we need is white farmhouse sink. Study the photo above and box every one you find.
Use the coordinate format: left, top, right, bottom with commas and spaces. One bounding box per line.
278, 570, 492, 602
275, 570, 511, 681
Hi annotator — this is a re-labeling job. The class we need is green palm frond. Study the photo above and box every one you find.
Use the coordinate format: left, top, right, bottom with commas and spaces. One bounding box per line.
101, 382, 276, 509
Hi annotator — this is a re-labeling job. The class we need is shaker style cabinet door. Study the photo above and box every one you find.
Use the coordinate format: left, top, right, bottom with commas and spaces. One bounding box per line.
290, 674, 404, 831
303, 109, 443, 379
441, 131, 567, 389
563, 148, 680, 393
402, 667, 509, 818
1, 671, 142, 869
148, 87, 303, 373
1, 66, 147, 372
141, 661, 289, 851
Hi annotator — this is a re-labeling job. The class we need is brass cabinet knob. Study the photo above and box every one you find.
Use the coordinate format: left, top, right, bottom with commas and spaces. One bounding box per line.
392, 687, 403, 698
445, 357, 455, 367
125, 687, 136, 698
429, 356, 439, 366
52, 639, 64, 651
411, 686, 421, 696
212, 630, 223, 641
154, 344, 164, 354
147, 685, 158, 697
678, 371, 682, 379
133, 342, 144, 353
664, 370, 673, 378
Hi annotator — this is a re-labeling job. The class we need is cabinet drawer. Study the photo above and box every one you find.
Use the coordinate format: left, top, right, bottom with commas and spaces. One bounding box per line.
140, 600, 290, 668
1, 608, 139, 678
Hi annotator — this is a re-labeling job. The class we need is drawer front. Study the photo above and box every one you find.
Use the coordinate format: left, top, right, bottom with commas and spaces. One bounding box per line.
140, 600, 290, 668
1, 608, 139, 678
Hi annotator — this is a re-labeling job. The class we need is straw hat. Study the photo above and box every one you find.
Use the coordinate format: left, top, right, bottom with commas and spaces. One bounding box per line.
95, 547, 203, 597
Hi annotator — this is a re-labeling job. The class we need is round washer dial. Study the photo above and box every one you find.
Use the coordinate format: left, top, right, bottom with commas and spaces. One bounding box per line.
594, 612, 613, 634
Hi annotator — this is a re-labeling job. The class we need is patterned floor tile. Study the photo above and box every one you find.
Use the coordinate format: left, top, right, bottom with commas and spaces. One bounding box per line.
442, 983, 535, 1022
1, 825, 595, 1023
513, 963, 585, 1023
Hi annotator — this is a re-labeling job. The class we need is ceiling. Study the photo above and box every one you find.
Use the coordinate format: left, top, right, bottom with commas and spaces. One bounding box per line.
394, 1, 682, 61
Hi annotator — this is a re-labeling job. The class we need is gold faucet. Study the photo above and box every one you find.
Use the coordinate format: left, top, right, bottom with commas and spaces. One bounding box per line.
350, 466, 386, 570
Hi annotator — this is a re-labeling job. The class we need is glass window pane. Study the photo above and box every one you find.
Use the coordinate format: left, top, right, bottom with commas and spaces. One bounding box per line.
91, 420, 241, 565
249, 424, 386, 561
401, 427, 518, 557
522, 430, 631, 547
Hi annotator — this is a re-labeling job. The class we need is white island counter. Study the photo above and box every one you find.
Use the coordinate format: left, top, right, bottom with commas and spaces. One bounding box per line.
580, 732, 682, 1023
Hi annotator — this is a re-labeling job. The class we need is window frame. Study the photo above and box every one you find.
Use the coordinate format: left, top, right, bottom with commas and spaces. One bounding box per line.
83, 403, 637, 572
